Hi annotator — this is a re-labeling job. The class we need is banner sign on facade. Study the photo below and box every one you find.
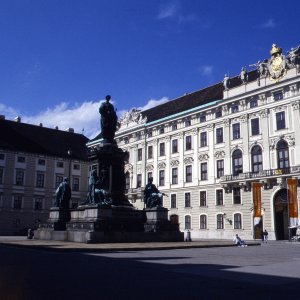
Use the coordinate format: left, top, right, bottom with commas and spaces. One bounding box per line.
287, 178, 298, 227
252, 182, 263, 226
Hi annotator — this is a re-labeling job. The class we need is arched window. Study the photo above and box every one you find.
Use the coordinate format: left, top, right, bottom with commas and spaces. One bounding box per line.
232, 149, 243, 176
185, 215, 191, 229
251, 145, 263, 173
234, 213, 242, 229
277, 140, 289, 169
200, 215, 207, 229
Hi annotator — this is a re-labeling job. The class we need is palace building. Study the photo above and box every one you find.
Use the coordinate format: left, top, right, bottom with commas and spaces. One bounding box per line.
0, 117, 89, 235
89, 43, 300, 241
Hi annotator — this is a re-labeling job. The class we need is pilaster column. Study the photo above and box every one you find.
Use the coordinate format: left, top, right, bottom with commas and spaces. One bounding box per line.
192, 128, 199, 182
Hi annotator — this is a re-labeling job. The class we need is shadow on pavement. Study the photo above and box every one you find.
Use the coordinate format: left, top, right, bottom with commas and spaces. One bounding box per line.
0, 244, 299, 300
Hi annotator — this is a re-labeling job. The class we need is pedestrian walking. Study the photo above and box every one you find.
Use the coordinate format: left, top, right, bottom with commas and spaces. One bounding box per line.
263, 229, 268, 243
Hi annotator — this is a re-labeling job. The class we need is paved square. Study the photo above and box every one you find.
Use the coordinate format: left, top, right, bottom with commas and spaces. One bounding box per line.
1, 242, 300, 299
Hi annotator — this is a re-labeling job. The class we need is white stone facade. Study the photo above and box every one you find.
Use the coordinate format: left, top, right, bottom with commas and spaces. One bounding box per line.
88, 45, 300, 241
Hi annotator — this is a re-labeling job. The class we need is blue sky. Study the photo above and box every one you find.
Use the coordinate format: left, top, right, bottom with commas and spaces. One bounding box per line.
0, 0, 299, 138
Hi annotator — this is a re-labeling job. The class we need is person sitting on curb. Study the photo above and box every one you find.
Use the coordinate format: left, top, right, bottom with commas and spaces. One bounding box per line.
233, 234, 247, 247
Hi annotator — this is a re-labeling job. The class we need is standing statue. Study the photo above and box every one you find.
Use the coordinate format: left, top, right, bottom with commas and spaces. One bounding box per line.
240, 67, 248, 83
287, 46, 300, 68
87, 170, 99, 204
55, 177, 71, 209
223, 74, 229, 90
86, 170, 111, 205
144, 177, 165, 208
250, 60, 267, 77
99, 95, 118, 142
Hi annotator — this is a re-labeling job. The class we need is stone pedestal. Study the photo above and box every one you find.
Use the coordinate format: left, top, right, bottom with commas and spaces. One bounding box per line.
47, 207, 70, 230
144, 207, 180, 233
35, 205, 183, 243
88, 144, 132, 207
34, 207, 70, 240
65, 204, 145, 243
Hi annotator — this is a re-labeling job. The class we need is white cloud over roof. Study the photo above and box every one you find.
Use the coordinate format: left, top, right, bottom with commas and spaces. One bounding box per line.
0, 96, 170, 139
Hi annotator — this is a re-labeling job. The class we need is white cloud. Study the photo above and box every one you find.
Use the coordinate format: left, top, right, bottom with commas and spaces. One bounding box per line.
158, 3, 178, 20
199, 65, 214, 76
157, 2, 197, 24
1, 96, 170, 139
138, 97, 169, 111
0, 103, 20, 119
257, 18, 276, 29
22, 101, 103, 139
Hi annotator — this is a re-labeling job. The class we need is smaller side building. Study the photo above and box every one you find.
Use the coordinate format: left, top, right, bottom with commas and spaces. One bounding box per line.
0, 117, 89, 235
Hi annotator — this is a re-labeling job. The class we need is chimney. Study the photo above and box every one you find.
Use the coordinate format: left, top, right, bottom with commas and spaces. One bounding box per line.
15, 116, 21, 122
55, 126, 59, 130
39, 123, 43, 127
67, 128, 74, 133
0, 115, 5, 120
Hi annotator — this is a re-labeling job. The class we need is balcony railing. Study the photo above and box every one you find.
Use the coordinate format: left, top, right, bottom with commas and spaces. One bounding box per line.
220, 166, 300, 182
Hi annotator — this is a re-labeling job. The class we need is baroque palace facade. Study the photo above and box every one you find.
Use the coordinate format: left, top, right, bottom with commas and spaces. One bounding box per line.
89, 44, 300, 241
0, 118, 89, 235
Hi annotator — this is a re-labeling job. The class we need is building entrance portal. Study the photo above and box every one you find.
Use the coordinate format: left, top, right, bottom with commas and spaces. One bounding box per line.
274, 188, 289, 240
254, 217, 263, 240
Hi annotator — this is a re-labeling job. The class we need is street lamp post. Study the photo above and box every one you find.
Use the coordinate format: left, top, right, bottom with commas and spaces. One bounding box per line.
67, 149, 72, 207
67, 149, 72, 179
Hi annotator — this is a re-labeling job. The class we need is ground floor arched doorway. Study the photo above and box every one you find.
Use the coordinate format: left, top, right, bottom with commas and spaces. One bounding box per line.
274, 188, 289, 240
254, 217, 263, 240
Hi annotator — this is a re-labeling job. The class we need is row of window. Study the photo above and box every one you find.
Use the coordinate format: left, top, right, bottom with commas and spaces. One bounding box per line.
6, 196, 79, 210
183, 213, 243, 230
5, 171, 80, 191
231, 140, 290, 176
11, 196, 45, 210
133, 141, 290, 187
0, 154, 81, 170
137, 112, 287, 161
169, 189, 241, 208
131, 95, 286, 142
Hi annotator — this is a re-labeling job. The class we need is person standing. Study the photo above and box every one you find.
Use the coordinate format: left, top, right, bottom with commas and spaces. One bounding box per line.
263, 229, 268, 243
